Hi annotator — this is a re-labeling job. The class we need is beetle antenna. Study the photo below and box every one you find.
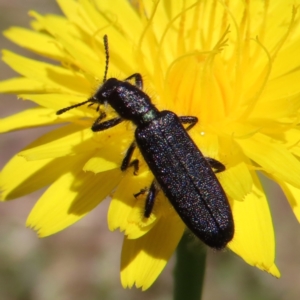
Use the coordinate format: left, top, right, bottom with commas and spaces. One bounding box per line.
103, 35, 109, 83
56, 99, 94, 115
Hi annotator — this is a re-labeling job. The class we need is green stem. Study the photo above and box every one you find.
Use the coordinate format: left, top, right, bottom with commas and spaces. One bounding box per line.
173, 233, 207, 300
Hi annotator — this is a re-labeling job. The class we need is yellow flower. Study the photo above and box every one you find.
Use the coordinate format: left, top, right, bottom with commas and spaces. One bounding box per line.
1, 0, 300, 290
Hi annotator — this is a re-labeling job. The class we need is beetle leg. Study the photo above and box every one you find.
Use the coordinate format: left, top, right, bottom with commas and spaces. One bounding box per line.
121, 141, 139, 175
179, 116, 198, 131
144, 181, 160, 217
124, 73, 143, 89
91, 111, 106, 126
91, 117, 123, 131
128, 159, 139, 175
133, 181, 160, 218
206, 157, 226, 173
134, 187, 148, 198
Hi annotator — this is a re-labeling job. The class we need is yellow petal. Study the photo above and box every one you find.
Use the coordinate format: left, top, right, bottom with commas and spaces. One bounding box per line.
190, 130, 219, 158
29, 10, 80, 38
76, 0, 140, 75
83, 154, 119, 173
123, 196, 158, 239
125, 189, 176, 239
277, 179, 300, 223
2, 50, 90, 94
18, 93, 92, 116
3, 27, 66, 60
121, 213, 184, 290
0, 154, 73, 200
89, 0, 143, 37
1, 128, 91, 200
221, 161, 253, 202
27, 167, 122, 237
286, 128, 300, 158
83, 131, 134, 173
29, 10, 105, 78
108, 167, 153, 233
250, 93, 300, 121
236, 132, 300, 188
272, 36, 300, 77
0, 108, 59, 133
57, 0, 94, 35
19, 124, 94, 160
0, 78, 46, 93
228, 172, 279, 277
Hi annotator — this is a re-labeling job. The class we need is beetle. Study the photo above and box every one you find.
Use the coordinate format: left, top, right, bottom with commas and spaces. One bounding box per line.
57, 35, 234, 249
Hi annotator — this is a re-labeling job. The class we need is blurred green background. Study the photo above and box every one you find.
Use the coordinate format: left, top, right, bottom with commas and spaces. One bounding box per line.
1, 1, 300, 299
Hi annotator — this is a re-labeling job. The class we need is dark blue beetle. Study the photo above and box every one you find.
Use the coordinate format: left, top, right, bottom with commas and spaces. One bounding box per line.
57, 35, 234, 249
